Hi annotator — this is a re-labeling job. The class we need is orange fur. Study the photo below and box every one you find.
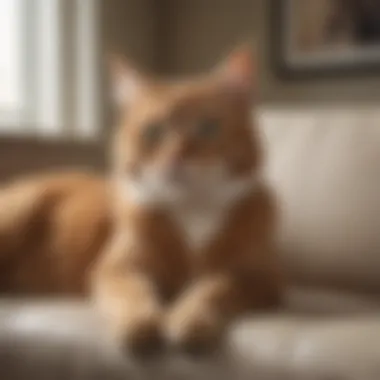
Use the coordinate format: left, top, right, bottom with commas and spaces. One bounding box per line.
93, 47, 283, 355
0, 47, 283, 356
0, 172, 111, 295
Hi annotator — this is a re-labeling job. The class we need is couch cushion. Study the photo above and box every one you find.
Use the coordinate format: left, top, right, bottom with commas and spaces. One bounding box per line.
1, 300, 380, 380
259, 107, 380, 292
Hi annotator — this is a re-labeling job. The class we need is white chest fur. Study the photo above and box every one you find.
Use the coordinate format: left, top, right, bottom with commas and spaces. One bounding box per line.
118, 172, 261, 252
170, 176, 261, 252
171, 205, 226, 252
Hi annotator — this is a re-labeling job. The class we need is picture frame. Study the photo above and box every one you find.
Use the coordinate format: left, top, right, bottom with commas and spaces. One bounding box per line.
270, 0, 380, 80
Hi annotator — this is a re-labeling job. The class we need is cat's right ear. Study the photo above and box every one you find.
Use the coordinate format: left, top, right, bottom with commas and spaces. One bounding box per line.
107, 54, 143, 108
215, 44, 257, 100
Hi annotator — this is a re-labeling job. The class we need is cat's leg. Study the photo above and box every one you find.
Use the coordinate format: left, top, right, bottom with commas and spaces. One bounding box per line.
165, 274, 242, 355
165, 270, 282, 355
92, 233, 164, 357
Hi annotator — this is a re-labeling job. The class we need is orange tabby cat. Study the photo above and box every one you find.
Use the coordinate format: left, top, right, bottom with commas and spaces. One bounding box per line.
93, 47, 283, 355
0, 47, 282, 355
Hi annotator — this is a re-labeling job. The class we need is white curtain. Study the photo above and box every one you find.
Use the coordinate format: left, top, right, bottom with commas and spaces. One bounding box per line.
0, 0, 101, 140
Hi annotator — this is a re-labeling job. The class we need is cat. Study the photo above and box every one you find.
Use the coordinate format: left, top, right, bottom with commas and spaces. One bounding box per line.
93, 46, 283, 355
0, 46, 283, 356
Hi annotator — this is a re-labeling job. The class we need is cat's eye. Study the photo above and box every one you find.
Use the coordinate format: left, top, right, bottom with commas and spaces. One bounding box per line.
196, 119, 220, 140
143, 122, 165, 145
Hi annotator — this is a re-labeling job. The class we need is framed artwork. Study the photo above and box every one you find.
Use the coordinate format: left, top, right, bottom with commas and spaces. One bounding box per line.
271, 0, 380, 79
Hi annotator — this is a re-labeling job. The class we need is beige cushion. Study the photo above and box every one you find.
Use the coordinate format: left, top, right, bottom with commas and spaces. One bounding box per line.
259, 107, 380, 291
1, 300, 380, 380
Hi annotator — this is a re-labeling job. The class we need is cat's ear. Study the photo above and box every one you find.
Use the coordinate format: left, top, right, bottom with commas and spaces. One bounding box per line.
216, 44, 257, 97
107, 54, 144, 108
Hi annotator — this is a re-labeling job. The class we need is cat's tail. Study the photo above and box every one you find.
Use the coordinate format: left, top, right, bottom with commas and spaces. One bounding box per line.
0, 172, 109, 268
0, 178, 48, 264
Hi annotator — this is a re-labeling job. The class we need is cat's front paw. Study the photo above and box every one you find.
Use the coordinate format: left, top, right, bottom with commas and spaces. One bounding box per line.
165, 306, 223, 356
114, 311, 164, 358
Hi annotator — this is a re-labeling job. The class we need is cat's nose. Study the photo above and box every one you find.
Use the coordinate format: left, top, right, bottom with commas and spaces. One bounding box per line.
165, 161, 186, 182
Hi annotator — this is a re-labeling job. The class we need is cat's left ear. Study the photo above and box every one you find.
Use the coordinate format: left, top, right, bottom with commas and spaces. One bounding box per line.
216, 44, 257, 97
107, 54, 144, 109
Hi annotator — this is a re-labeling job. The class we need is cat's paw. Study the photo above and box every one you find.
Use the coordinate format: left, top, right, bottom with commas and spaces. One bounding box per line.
114, 311, 164, 358
165, 306, 223, 356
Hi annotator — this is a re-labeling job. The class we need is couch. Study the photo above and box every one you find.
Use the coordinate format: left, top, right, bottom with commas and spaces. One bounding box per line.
1, 107, 380, 380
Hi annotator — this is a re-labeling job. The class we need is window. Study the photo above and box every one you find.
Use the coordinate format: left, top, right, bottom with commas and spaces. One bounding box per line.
0, 0, 23, 129
0, 0, 101, 140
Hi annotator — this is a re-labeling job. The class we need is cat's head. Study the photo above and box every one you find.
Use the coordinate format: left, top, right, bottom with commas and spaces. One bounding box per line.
109, 46, 262, 206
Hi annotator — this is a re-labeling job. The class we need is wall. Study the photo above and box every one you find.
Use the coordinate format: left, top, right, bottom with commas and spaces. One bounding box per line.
159, 0, 380, 105
101, 0, 158, 70
0, 137, 104, 181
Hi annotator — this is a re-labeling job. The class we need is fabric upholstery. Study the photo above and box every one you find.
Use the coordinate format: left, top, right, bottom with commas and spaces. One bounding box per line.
259, 107, 380, 292
1, 299, 380, 380
2, 107, 380, 379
